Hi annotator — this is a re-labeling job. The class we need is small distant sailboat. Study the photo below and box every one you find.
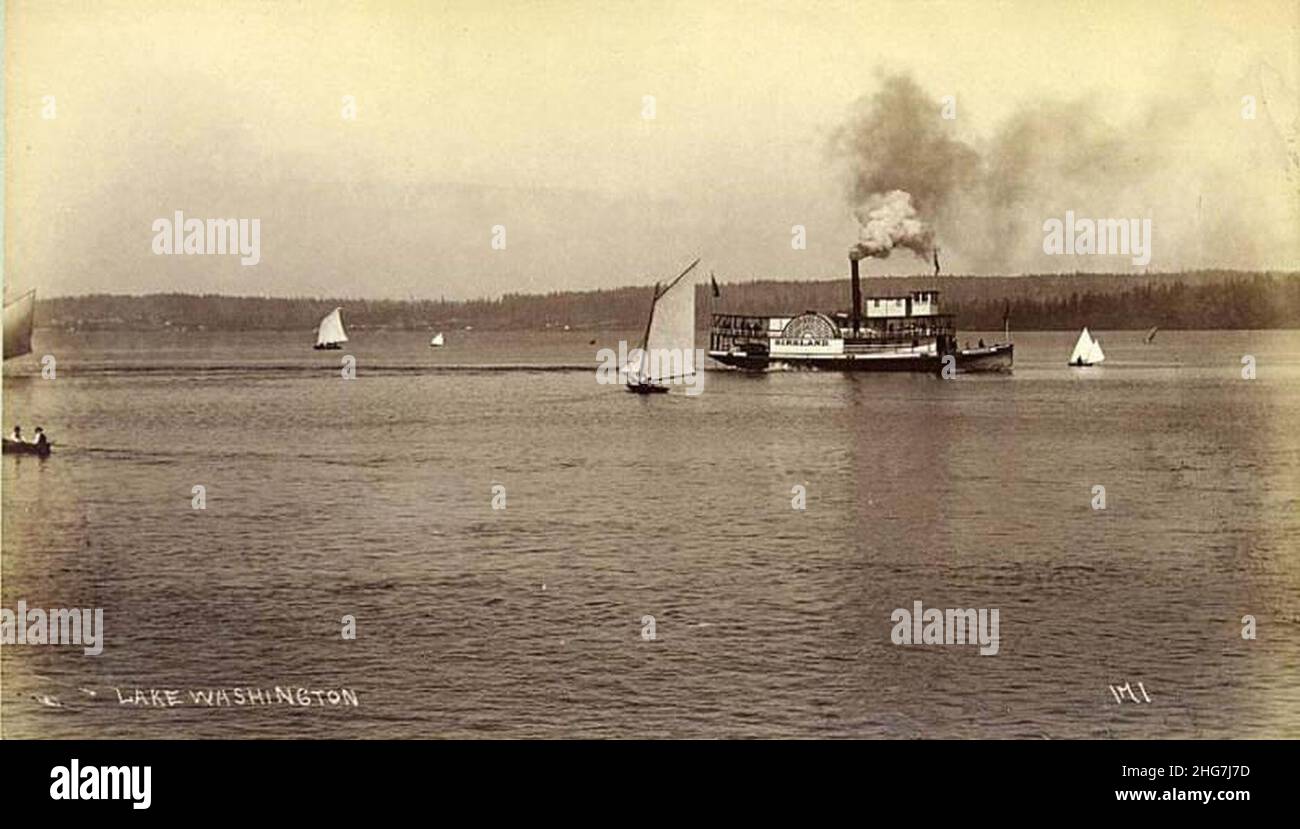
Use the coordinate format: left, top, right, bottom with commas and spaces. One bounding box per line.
1145, 326, 1159, 344
3, 289, 36, 360
314, 307, 348, 350
625, 258, 700, 395
1068, 327, 1105, 367
429, 332, 445, 348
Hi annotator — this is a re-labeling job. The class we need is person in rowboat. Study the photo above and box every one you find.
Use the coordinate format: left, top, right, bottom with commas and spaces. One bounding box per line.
11, 425, 23, 443
33, 427, 48, 449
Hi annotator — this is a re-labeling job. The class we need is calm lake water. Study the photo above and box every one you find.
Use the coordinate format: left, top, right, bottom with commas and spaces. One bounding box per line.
3, 328, 1299, 738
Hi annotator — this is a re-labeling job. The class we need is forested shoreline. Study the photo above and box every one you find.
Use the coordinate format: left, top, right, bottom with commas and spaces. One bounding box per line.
30, 271, 1300, 332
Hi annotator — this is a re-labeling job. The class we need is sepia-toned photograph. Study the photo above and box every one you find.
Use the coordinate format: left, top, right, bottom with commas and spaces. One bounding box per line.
2, 0, 1298, 767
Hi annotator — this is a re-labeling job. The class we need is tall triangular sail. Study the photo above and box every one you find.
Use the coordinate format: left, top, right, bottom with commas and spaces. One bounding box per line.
316, 307, 348, 347
643, 277, 696, 382
626, 259, 699, 385
1069, 327, 1094, 365
3, 290, 36, 360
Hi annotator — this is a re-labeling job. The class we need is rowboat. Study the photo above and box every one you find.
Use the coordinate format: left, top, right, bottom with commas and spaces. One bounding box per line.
3, 438, 51, 457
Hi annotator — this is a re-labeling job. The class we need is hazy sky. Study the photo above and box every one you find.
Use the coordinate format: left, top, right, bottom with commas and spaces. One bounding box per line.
5, 0, 1298, 299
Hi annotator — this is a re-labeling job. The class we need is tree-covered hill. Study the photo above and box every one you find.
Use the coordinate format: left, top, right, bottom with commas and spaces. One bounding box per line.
30, 270, 1300, 332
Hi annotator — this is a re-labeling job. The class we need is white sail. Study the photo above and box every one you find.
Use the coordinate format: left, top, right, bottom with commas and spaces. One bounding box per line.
1069, 327, 1094, 365
3, 290, 36, 360
316, 307, 348, 346
430, 332, 444, 347
641, 278, 696, 383
1087, 337, 1105, 364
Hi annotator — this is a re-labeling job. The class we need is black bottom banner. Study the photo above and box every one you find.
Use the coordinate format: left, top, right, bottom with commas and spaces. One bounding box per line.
0, 739, 1283, 817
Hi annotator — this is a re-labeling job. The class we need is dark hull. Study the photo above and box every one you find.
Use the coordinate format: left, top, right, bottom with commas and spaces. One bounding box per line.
625, 382, 670, 395
3, 439, 50, 456
710, 342, 1014, 374
956, 342, 1014, 373
313, 343, 343, 350
708, 351, 941, 373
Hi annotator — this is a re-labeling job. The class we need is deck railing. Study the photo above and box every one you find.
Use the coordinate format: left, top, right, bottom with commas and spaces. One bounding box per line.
709, 312, 955, 351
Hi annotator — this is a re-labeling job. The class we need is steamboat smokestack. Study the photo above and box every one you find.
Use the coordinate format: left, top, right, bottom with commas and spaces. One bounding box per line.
850, 257, 862, 336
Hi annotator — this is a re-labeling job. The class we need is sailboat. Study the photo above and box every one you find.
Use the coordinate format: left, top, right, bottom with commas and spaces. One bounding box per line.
429, 332, 445, 348
1145, 326, 1159, 344
3, 289, 36, 360
314, 307, 348, 350
625, 258, 700, 394
1068, 327, 1105, 367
